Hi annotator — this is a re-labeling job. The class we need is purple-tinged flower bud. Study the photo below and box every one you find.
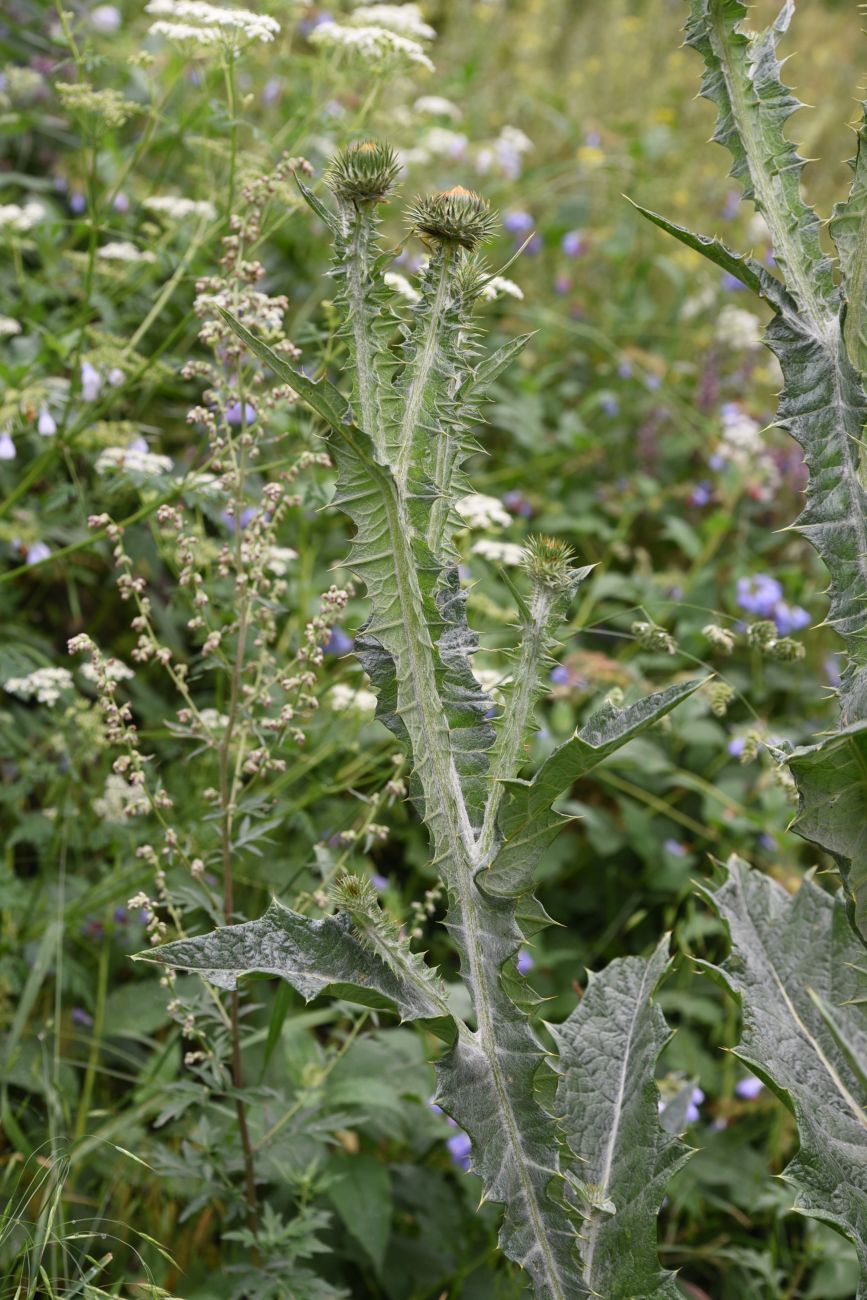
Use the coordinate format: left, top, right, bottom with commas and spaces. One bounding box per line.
112, 191, 130, 213
38, 409, 57, 437
81, 361, 102, 401
0, 430, 16, 460
561, 229, 584, 257
72, 1006, 94, 1026
225, 401, 256, 427
325, 626, 353, 656
69, 192, 87, 215
27, 541, 51, 565
734, 1076, 763, 1101
447, 1131, 472, 1170
664, 839, 686, 858
516, 949, 534, 975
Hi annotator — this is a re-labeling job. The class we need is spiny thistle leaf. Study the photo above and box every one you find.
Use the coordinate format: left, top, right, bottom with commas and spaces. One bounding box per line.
485, 679, 703, 897
786, 721, 867, 941
698, 859, 867, 1287
134, 898, 455, 1036
830, 104, 867, 389
551, 937, 691, 1299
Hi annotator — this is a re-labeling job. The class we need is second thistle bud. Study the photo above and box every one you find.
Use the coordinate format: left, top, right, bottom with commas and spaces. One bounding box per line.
407, 185, 498, 250
325, 140, 401, 205
521, 535, 587, 597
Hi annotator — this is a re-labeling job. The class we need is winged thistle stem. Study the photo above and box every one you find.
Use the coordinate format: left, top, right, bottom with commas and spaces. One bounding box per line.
137, 142, 703, 1296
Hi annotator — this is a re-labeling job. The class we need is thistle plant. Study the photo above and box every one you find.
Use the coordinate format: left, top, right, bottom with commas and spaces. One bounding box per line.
137, 139, 702, 1297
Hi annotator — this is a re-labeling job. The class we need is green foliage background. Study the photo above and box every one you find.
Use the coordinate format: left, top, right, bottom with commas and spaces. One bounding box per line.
0, 1, 862, 1297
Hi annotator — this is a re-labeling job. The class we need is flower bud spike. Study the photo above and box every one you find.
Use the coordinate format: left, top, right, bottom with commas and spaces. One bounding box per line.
407, 186, 498, 251
324, 140, 401, 205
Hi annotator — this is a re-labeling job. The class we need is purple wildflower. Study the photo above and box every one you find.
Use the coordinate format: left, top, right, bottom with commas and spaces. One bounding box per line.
721, 191, 740, 219
708, 452, 725, 471
72, 1007, 94, 1026
758, 833, 776, 852
561, 229, 584, 257
81, 361, 103, 402
516, 949, 535, 975
736, 573, 783, 618
38, 409, 56, 437
685, 1087, 704, 1124
523, 233, 543, 256
447, 1131, 472, 1171
0, 431, 16, 460
325, 626, 353, 656
114, 906, 128, 924
69, 192, 87, 215
617, 360, 633, 379
585, 130, 601, 147
262, 77, 282, 106
690, 481, 713, 507
824, 654, 842, 687
502, 490, 533, 518
553, 273, 571, 295
664, 839, 687, 858
371, 873, 388, 893
727, 737, 746, 758
112, 191, 130, 213
600, 395, 619, 416
503, 210, 534, 235
772, 602, 810, 635
721, 272, 746, 292
549, 664, 572, 686
26, 541, 51, 565
221, 505, 257, 533
735, 1076, 764, 1101
225, 401, 256, 427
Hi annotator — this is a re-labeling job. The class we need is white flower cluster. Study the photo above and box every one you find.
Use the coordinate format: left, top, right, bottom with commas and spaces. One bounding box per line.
413, 94, 460, 121
193, 287, 284, 334
310, 19, 434, 72
264, 545, 298, 575
479, 275, 523, 302
0, 200, 46, 234
143, 195, 217, 221
95, 445, 174, 476
79, 657, 135, 684
456, 492, 511, 530
471, 538, 525, 566
715, 304, 762, 351
351, 4, 435, 40
330, 683, 378, 716
5, 666, 73, 706
93, 774, 148, 823
0, 316, 21, 337
476, 125, 533, 180
712, 403, 780, 503
146, 0, 280, 48
98, 240, 156, 263
384, 270, 421, 303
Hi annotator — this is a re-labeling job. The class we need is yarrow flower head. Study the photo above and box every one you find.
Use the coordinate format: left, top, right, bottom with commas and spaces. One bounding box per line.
325, 140, 401, 205
97, 240, 156, 263
350, 4, 435, 41
0, 199, 46, 235
5, 666, 73, 706
455, 493, 511, 530
407, 186, 498, 251
143, 195, 217, 221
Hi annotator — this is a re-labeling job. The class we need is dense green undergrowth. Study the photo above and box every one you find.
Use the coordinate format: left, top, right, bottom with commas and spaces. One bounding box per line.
0, 2, 864, 1298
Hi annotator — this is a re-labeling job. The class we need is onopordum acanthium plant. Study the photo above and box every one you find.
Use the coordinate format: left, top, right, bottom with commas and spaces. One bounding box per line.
133, 26, 867, 1280
136, 140, 703, 1298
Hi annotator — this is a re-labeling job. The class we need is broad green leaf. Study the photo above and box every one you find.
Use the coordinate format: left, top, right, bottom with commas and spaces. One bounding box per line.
328, 1155, 392, 1275
787, 721, 867, 941
700, 858, 867, 1288
134, 898, 455, 1036
485, 679, 703, 897
551, 937, 690, 1299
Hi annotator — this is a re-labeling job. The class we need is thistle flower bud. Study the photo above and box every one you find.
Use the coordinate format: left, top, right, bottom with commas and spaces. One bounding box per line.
324, 140, 401, 205
331, 872, 380, 917
521, 535, 584, 596
407, 186, 498, 250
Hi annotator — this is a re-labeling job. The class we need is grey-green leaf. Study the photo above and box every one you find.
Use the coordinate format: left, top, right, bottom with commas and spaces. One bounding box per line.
787, 720, 867, 942
135, 899, 454, 1032
701, 858, 867, 1290
551, 937, 690, 1299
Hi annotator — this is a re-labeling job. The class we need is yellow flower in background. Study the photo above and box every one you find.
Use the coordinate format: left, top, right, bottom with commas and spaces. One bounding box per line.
578, 145, 605, 167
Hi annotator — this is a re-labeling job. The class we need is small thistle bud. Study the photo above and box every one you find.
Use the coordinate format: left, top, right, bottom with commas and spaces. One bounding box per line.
702, 623, 736, 655
632, 620, 678, 655
407, 186, 498, 250
746, 619, 777, 648
521, 535, 583, 595
331, 872, 379, 917
707, 680, 735, 717
767, 636, 805, 662
325, 140, 401, 205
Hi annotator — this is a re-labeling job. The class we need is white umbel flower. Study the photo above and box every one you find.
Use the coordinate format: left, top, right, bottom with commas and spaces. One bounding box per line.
145, 0, 280, 47
478, 275, 523, 302
310, 21, 434, 71
715, 304, 762, 351
471, 538, 525, 566
330, 683, 378, 716
95, 446, 174, 476
264, 545, 298, 575
98, 240, 156, 263
5, 666, 74, 705
0, 200, 46, 234
414, 95, 461, 120
143, 195, 217, 221
351, 4, 435, 40
456, 493, 511, 530
384, 270, 421, 303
